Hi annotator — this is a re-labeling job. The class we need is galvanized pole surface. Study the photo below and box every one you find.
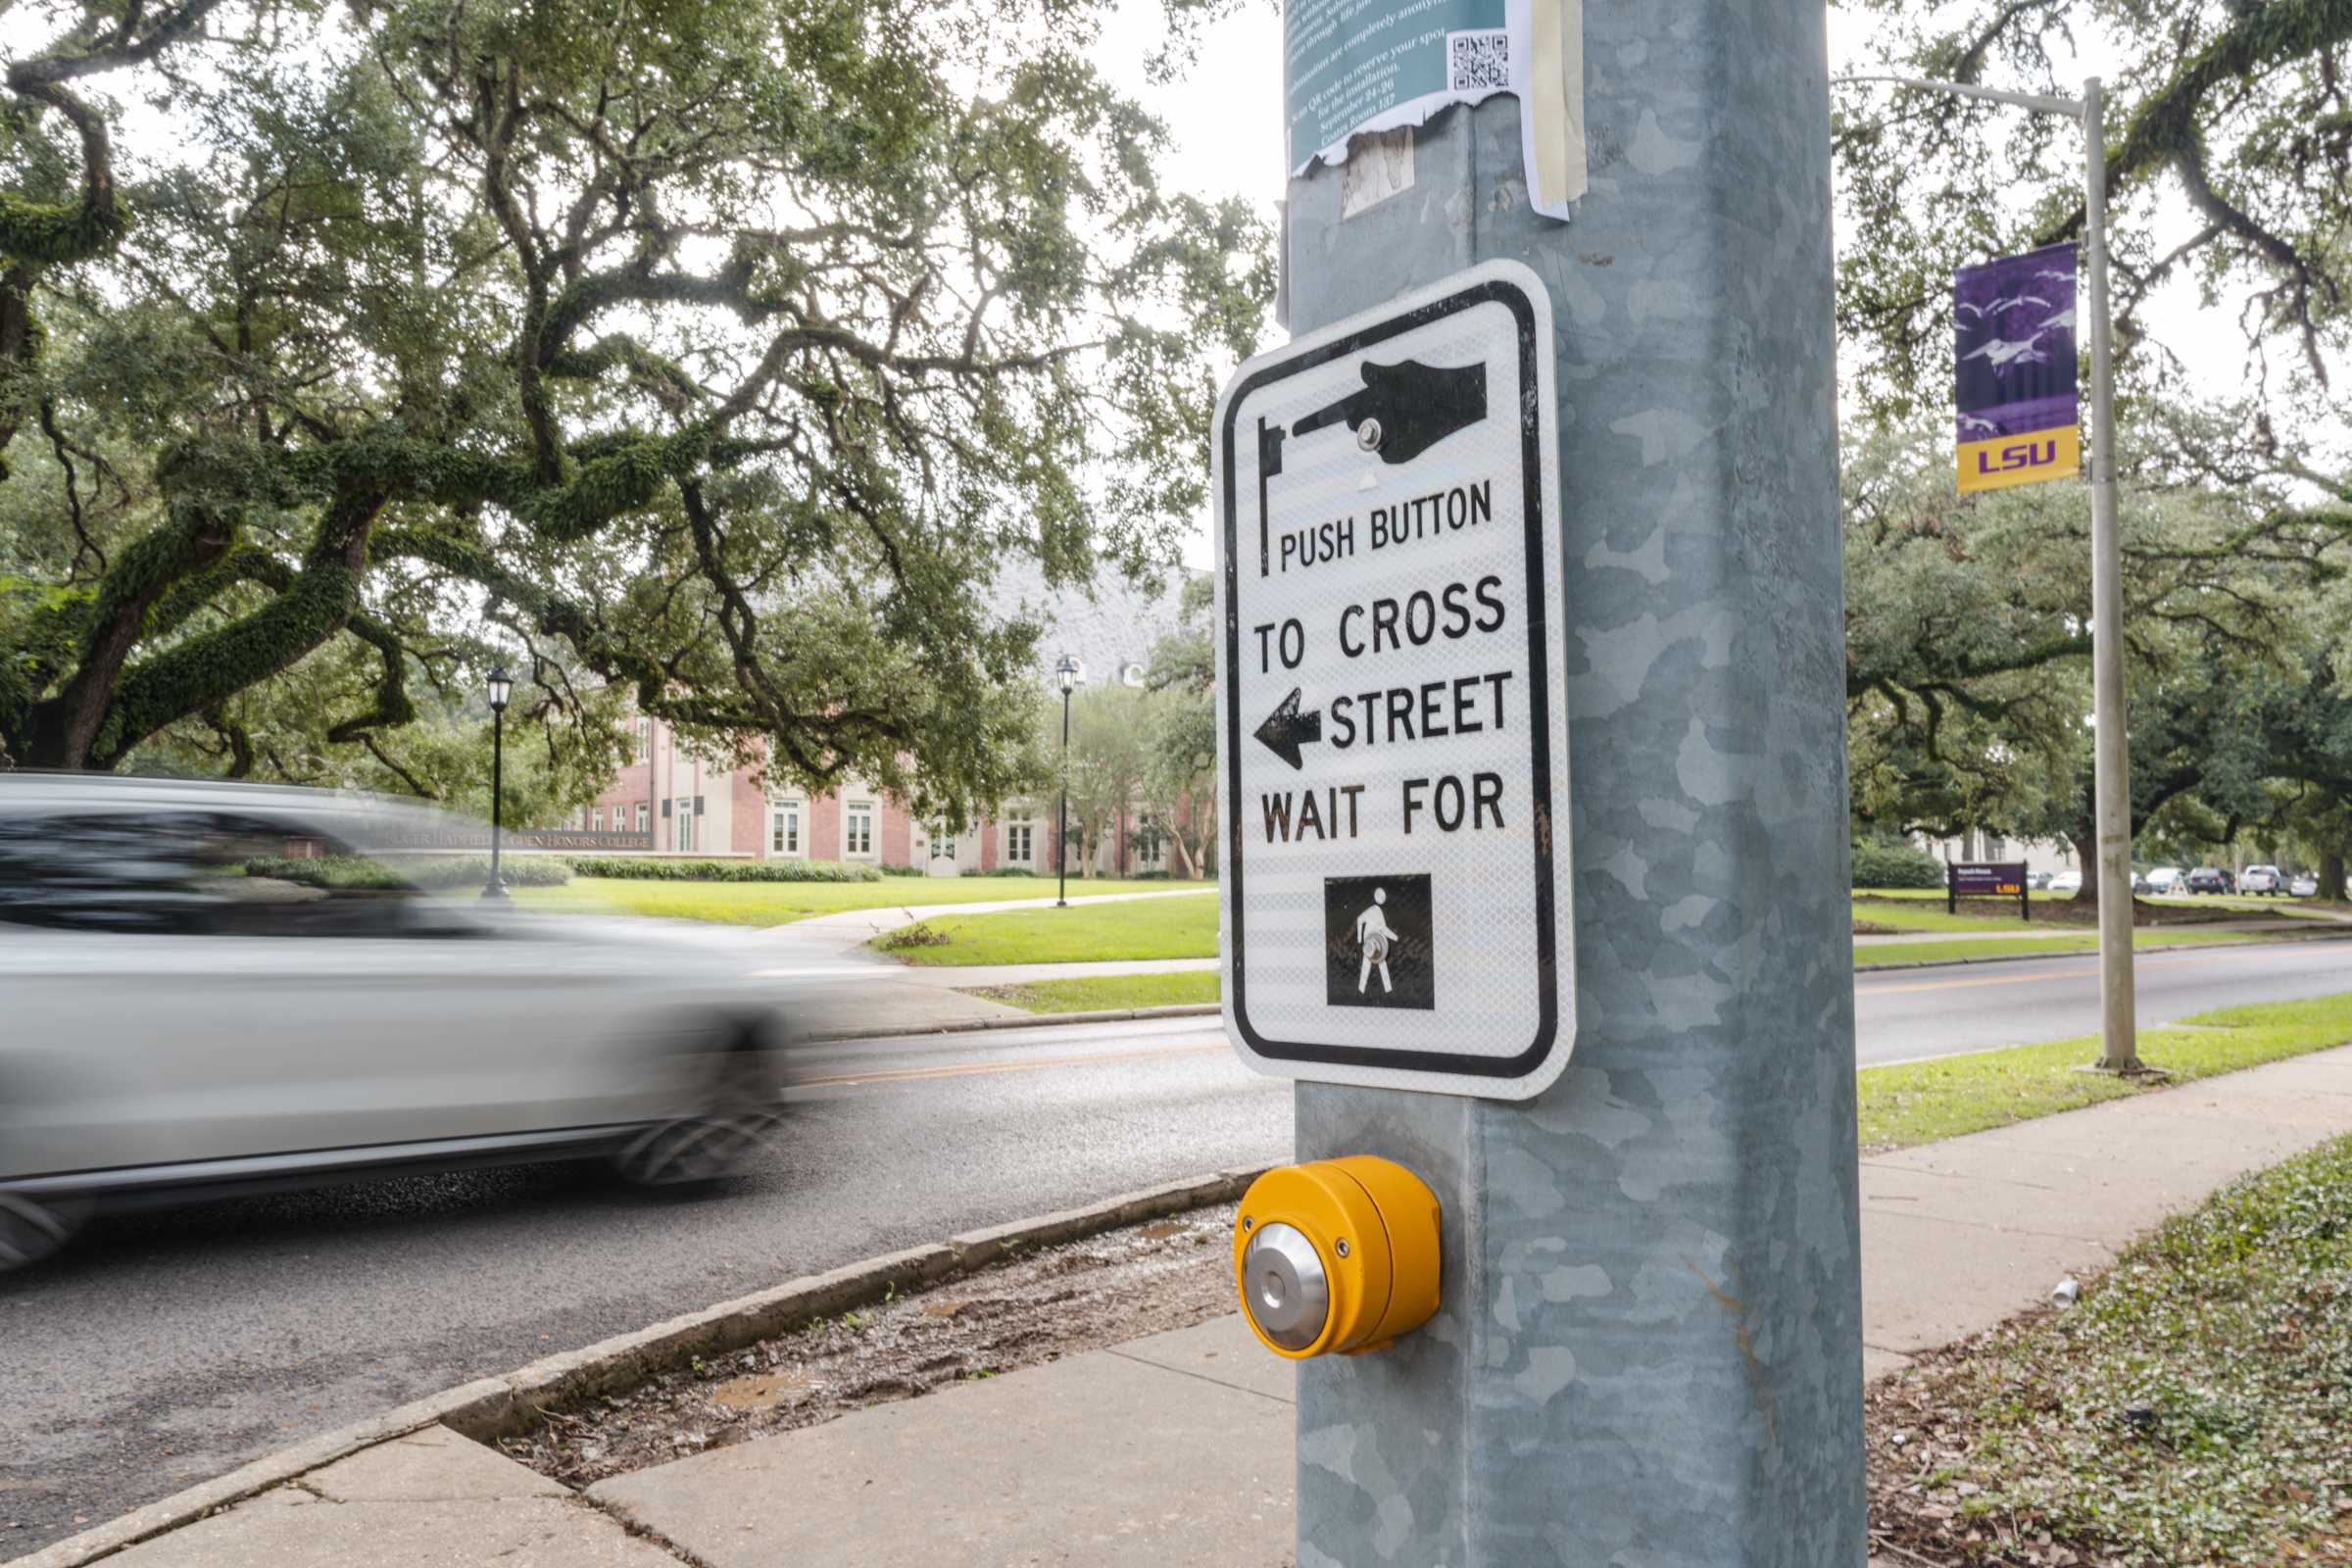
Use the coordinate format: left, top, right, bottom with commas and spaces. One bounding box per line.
2082, 76, 2139, 1070
1284, 7, 1865, 1563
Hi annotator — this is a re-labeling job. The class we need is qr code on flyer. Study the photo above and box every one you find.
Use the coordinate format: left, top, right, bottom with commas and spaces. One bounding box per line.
1447, 28, 1510, 92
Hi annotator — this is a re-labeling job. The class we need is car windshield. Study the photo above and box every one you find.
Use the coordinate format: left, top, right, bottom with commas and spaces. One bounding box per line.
0, 811, 470, 937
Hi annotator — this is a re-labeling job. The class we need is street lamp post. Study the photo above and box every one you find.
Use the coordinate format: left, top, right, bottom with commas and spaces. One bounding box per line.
482, 665, 513, 903
1835, 70, 2137, 1071
1054, 655, 1078, 908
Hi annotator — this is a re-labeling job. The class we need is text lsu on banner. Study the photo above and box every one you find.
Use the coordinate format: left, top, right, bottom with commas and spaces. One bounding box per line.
1954, 241, 2080, 494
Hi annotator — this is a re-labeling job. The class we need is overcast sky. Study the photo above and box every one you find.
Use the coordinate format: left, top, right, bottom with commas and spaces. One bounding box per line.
1090, 2, 2302, 566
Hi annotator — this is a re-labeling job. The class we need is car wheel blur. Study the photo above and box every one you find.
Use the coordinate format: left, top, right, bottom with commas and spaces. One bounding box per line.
612, 1045, 781, 1190
0, 1193, 83, 1272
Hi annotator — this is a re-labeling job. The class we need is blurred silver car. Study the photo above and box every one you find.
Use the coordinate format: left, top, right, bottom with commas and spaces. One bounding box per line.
0, 776, 787, 1269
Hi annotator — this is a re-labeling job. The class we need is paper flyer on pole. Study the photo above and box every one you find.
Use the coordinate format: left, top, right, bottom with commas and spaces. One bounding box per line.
1954, 241, 2081, 494
1285, 0, 1585, 220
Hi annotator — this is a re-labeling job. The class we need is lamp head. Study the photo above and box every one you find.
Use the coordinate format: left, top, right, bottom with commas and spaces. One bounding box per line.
487, 665, 513, 712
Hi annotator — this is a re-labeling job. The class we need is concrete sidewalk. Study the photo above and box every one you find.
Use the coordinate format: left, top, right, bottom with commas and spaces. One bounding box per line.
741, 888, 1218, 1034
886, 955, 1218, 989
44, 1043, 2352, 1568
773, 886, 1212, 948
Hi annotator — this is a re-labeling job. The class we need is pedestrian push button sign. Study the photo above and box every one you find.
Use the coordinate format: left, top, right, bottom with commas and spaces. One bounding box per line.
1213, 259, 1573, 1100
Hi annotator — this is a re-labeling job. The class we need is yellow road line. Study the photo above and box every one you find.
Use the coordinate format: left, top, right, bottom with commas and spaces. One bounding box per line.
798, 1041, 1230, 1089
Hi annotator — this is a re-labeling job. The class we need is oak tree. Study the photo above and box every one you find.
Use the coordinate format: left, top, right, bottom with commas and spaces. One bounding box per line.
0, 0, 1270, 824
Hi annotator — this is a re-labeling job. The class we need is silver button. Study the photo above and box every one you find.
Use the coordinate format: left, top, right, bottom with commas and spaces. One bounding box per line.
1243, 1222, 1331, 1351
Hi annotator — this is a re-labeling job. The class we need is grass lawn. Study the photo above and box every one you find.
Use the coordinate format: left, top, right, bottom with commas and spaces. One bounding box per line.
1858, 993, 2352, 1151
1852, 927, 2283, 966
2143, 890, 2342, 918
876, 893, 1217, 965
513, 875, 1212, 928
962, 971, 1221, 1013
1867, 1126, 2352, 1565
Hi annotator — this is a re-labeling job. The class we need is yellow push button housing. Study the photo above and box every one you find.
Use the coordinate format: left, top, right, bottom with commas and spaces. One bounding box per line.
1233, 1156, 1441, 1358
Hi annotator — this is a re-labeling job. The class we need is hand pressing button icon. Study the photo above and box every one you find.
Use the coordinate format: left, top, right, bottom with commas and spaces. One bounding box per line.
1293, 359, 1487, 465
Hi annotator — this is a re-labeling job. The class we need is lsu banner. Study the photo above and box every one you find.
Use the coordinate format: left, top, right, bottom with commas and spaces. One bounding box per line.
1955, 242, 2080, 494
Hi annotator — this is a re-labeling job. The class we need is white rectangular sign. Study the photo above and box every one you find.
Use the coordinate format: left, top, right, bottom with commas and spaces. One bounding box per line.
1213, 259, 1573, 1100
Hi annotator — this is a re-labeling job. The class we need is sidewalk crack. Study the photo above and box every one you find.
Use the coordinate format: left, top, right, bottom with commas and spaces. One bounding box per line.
1858, 1203, 2114, 1248
1102, 1348, 1297, 1407
573, 1494, 714, 1568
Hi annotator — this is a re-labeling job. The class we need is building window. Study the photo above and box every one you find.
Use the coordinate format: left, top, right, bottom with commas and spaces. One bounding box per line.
635, 717, 651, 761
845, 803, 874, 858
1006, 821, 1033, 863
770, 801, 803, 857
675, 797, 695, 853
636, 803, 649, 834
591, 808, 603, 832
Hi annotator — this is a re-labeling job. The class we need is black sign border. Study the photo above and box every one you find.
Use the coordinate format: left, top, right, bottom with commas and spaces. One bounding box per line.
1220, 275, 1558, 1082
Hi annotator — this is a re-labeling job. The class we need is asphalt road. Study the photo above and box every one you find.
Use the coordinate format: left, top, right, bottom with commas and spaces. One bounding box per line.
6, 934, 2351, 1553
1855, 936, 2352, 1064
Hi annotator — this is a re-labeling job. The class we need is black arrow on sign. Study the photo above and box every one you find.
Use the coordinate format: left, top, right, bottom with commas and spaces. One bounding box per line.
1253, 687, 1322, 771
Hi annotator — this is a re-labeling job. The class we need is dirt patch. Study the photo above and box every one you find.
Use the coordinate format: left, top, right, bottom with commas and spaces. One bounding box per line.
497, 1205, 1236, 1489
874, 919, 951, 952
1852, 920, 1905, 936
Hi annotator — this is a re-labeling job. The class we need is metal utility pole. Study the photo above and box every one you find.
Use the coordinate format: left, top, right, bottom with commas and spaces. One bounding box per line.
1834, 72, 2136, 1068
481, 664, 512, 902
2082, 79, 2138, 1070
1054, 654, 1078, 906
1280, 8, 1864, 1561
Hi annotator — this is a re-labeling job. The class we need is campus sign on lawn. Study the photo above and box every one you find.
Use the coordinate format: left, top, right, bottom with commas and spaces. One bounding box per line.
1948, 859, 2031, 920
1212, 260, 1573, 1100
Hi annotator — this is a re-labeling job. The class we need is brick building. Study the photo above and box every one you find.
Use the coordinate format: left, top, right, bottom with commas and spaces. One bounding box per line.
570, 564, 1197, 877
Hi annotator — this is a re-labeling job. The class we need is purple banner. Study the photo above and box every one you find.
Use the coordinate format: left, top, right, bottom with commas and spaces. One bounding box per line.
1955, 242, 2080, 493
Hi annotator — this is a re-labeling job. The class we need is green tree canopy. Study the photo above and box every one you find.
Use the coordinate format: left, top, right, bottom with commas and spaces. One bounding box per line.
1837, 0, 2352, 430
0, 0, 1270, 823
1842, 420, 2345, 893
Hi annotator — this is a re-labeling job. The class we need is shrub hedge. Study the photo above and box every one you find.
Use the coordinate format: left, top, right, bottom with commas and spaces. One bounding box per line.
963, 866, 1039, 878
564, 856, 883, 884
1851, 839, 1947, 890
246, 855, 572, 890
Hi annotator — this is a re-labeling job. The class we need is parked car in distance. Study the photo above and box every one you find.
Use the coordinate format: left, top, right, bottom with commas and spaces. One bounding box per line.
2131, 870, 2153, 895
2184, 866, 2234, 894
2143, 866, 2184, 894
2028, 870, 2054, 890
2238, 864, 2284, 896
2049, 869, 2083, 894
2292, 873, 2322, 898
0, 775, 791, 1271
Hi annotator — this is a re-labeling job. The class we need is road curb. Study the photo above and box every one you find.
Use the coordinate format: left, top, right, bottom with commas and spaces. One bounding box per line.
807, 1000, 1220, 1041
8, 1166, 1270, 1568
1854, 928, 2352, 975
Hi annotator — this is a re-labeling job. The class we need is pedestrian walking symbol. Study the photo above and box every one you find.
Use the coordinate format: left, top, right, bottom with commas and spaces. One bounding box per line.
1324, 874, 1435, 1009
